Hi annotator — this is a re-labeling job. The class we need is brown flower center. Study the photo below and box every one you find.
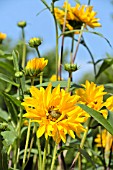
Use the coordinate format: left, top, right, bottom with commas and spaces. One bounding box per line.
47, 106, 61, 122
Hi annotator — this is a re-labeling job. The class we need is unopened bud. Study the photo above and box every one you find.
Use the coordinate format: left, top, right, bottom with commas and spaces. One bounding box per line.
64, 63, 78, 72
17, 21, 27, 28
15, 71, 23, 78
28, 37, 42, 48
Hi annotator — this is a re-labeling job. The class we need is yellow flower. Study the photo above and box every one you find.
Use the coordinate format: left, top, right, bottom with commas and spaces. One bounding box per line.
22, 84, 88, 143
25, 57, 48, 77
0, 32, 7, 43
50, 74, 62, 81
76, 80, 108, 118
54, 2, 101, 34
95, 129, 113, 152
104, 96, 113, 112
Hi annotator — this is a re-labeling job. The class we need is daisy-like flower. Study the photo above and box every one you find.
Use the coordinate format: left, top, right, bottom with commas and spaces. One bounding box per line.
25, 57, 48, 77
0, 32, 7, 43
54, 2, 101, 34
22, 84, 88, 143
76, 80, 108, 118
95, 129, 113, 152
104, 96, 113, 112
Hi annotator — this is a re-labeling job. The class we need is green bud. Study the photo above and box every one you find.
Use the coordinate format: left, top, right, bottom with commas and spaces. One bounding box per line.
64, 63, 78, 72
17, 21, 27, 28
28, 37, 42, 48
15, 71, 23, 78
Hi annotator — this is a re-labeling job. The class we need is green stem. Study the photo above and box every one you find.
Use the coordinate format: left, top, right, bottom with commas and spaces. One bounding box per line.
52, 1, 59, 80
21, 28, 26, 69
70, 34, 74, 64
37, 137, 42, 170
42, 138, 49, 170
35, 47, 41, 58
50, 143, 57, 170
72, 24, 85, 63
66, 72, 71, 92
22, 120, 31, 170
70, 117, 91, 169
40, 72, 43, 84
59, 0, 68, 80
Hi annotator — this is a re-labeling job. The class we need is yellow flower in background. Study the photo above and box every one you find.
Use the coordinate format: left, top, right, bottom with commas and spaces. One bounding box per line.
50, 74, 62, 81
0, 32, 7, 43
54, 2, 101, 34
104, 96, 113, 112
76, 80, 108, 118
22, 84, 88, 143
25, 57, 48, 77
95, 129, 113, 152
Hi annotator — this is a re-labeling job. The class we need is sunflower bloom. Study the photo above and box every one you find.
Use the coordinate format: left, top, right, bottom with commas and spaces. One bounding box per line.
25, 57, 48, 77
76, 80, 108, 118
54, 2, 101, 34
95, 129, 113, 152
22, 84, 88, 143
0, 32, 7, 43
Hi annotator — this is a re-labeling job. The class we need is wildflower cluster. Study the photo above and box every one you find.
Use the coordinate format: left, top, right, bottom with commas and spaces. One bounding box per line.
0, 1, 113, 170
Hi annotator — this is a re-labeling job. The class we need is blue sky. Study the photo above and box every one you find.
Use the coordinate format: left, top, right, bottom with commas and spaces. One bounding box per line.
0, 0, 113, 81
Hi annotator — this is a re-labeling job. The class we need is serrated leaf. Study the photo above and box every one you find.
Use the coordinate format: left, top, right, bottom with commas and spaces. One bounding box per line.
1, 131, 17, 146
79, 148, 97, 168
78, 104, 113, 135
0, 108, 9, 122
0, 73, 19, 87
96, 59, 113, 79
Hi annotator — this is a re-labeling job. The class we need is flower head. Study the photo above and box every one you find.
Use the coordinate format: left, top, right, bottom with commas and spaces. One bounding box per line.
76, 80, 107, 118
50, 74, 62, 81
54, 2, 101, 34
22, 84, 88, 143
17, 21, 27, 28
0, 32, 7, 43
29, 37, 42, 48
95, 129, 113, 152
25, 57, 48, 77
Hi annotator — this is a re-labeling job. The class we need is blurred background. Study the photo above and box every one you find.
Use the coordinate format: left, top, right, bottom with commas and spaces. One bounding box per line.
0, 0, 113, 83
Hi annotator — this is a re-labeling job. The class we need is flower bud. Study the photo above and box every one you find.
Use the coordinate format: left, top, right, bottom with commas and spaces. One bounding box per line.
17, 21, 27, 28
15, 71, 23, 78
64, 63, 78, 72
25, 57, 48, 77
0, 32, 7, 43
28, 37, 42, 48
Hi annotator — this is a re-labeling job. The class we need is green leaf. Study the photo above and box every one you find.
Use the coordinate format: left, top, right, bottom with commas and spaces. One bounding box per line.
96, 59, 113, 79
74, 0, 81, 4
4, 98, 18, 124
104, 83, 113, 94
0, 61, 14, 74
78, 104, 113, 135
78, 148, 97, 168
36, 81, 82, 89
0, 135, 8, 170
0, 108, 9, 122
1, 131, 17, 146
0, 73, 19, 87
36, 8, 47, 16
3, 93, 22, 108
107, 110, 113, 128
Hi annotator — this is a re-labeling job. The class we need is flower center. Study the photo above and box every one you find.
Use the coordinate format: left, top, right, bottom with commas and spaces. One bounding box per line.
47, 106, 61, 122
